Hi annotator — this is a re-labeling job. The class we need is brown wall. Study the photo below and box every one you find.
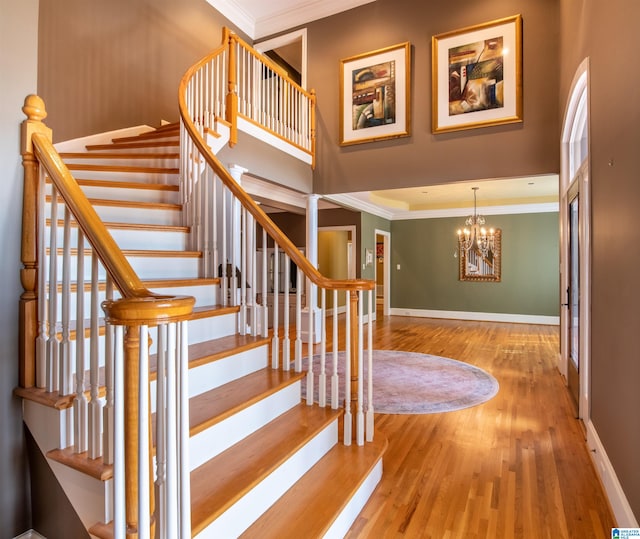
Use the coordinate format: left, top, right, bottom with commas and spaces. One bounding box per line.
38, 0, 244, 142
560, 0, 640, 518
301, 0, 560, 195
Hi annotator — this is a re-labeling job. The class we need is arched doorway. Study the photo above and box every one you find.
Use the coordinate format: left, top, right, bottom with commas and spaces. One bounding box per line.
560, 59, 590, 419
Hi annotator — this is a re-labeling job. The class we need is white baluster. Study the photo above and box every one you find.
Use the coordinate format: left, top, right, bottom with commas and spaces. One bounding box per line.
59, 206, 73, 396
331, 290, 339, 410
155, 324, 167, 539
36, 167, 47, 388
74, 229, 88, 454
318, 288, 327, 407
271, 244, 280, 369
178, 320, 192, 538
262, 229, 268, 338
282, 253, 290, 370
240, 207, 247, 333
357, 290, 364, 446
306, 283, 314, 405
46, 187, 59, 393
103, 278, 115, 465
295, 267, 302, 372
344, 295, 352, 446
366, 289, 374, 442
165, 323, 178, 539
113, 325, 125, 539
88, 252, 102, 459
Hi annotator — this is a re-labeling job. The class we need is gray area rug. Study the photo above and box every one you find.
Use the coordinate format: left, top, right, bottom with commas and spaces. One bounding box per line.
302, 350, 499, 414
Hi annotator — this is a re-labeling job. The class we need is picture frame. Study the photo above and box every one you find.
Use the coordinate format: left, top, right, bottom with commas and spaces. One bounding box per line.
432, 15, 522, 134
458, 229, 502, 282
340, 42, 411, 146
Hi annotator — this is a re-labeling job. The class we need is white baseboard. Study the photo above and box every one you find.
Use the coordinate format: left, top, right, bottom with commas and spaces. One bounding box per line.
13, 530, 47, 539
389, 308, 559, 325
586, 420, 638, 527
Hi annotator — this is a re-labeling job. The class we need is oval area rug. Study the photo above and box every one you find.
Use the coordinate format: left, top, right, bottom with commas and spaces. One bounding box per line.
302, 350, 499, 414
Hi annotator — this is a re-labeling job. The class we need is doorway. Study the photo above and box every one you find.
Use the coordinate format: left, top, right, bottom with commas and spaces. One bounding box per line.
560, 59, 590, 419
255, 29, 307, 89
375, 230, 390, 318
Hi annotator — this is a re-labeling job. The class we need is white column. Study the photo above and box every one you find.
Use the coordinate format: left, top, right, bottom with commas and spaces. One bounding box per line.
302, 194, 321, 343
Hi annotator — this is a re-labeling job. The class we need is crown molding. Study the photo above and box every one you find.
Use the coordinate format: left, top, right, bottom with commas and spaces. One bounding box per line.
254, 0, 376, 39
324, 194, 558, 221
206, 0, 256, 37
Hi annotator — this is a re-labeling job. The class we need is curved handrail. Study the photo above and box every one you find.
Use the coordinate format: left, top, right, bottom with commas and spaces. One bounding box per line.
178, 34, 374, 293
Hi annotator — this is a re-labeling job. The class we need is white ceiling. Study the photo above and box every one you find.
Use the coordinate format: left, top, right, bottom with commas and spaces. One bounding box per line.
206, 0, 376, 39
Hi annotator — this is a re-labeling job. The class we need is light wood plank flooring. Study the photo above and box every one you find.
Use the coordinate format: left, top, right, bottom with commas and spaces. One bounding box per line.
345, 316, 615, 538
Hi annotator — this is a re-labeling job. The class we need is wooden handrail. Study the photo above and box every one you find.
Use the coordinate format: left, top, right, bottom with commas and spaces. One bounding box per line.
178, 44, 373, 293
23, 97, 194, 320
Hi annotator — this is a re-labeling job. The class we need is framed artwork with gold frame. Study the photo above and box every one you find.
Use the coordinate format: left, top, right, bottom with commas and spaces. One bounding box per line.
339, 42, 411, 146
432, 15, 523, 134
458, 229, 502, 282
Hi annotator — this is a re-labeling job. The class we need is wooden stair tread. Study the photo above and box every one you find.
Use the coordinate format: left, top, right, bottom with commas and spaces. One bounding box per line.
190, 403, 342, 536
186, 333, 270, 370
85, 140, 180, 151
66, 163, 179, 174
74, 178, 179, 192
241, 432, 387, 538
190, 304, 239, 319
112, 129, 179, 144
47, 194, 181, 211
48, 218, 188, 233
47, 447, 113, 481
59, 152, 179, 160
48, 247, 202, 258
188, 368, 304, 436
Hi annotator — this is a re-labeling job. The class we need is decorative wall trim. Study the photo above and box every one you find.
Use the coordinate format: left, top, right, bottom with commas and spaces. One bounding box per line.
586, 420, 639, 527
389, 308, 559, 325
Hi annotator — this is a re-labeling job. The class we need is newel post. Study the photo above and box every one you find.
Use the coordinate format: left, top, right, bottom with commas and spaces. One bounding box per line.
226, 33, 238, 147
310, 90, 317, 170
19, 95, 52, 388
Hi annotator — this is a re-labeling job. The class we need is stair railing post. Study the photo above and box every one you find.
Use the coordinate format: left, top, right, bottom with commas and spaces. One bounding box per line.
123, 324, 155, 538
226, 34, 238, 147
19, 95, 52, 388
310, 90, 316, 169
348, 290, 360, 444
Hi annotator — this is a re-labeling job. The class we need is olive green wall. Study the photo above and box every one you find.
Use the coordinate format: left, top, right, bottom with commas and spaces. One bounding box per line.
560, 0, 640, 519
390, 212, 558, 316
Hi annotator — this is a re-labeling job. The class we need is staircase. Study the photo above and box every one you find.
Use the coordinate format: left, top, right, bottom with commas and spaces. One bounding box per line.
18, 118, 386, 537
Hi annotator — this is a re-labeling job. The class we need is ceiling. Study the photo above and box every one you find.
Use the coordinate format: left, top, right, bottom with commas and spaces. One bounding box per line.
208, 0, 560, 219
206, 0, 376, 39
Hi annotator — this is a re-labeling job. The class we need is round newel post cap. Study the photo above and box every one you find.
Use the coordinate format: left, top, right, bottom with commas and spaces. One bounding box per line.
22, 95, 47, 122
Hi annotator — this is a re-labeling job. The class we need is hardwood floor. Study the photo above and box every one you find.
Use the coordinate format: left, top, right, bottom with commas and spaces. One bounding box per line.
345, 315, 615, 538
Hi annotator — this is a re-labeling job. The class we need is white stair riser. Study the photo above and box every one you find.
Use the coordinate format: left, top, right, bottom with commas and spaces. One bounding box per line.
62, 156, 179, 169
149, 284, 218, 307
45, 203, 182, 226
149, 345, 269, 414
66, 169, 178, 183
187, 312, 237, 344
87, 144, 179, 154
45, 254, 201, 281
188, 380, 301, 472
46, 226, 188, 252
195, 418, 338, 538
78, 185, 180, 205
323, 459, 383, 539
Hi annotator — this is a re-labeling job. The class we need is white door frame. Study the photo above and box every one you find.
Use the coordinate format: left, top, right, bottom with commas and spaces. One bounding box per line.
560, 58, 590, 420
375, 229, 391, 316
255, 28, 308, 89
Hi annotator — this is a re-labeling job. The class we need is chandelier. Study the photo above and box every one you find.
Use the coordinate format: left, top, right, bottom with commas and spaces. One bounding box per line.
457, 187, 495, 257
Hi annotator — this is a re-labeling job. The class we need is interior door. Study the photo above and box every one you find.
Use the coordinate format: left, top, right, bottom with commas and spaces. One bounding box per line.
567, 188, 580, 411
